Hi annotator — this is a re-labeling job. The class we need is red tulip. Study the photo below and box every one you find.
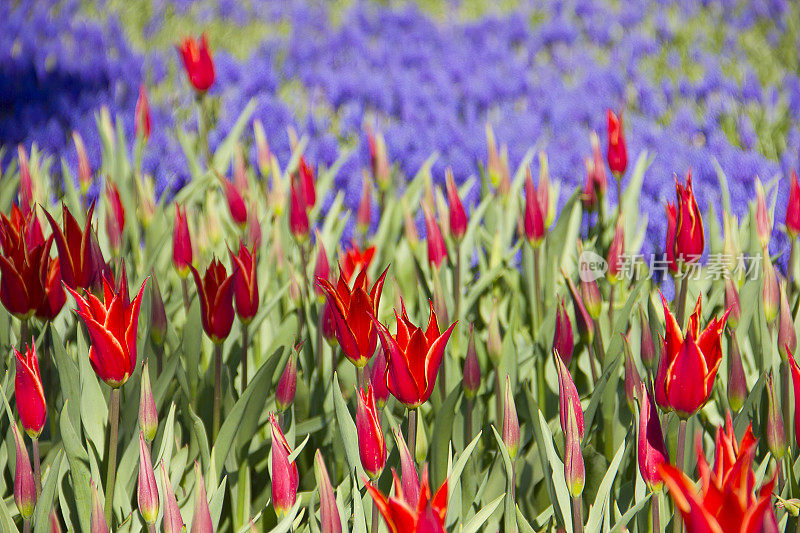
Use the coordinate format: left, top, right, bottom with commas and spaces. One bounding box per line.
270, 412, 299, 516
372, 299, 457, 408
672, 171, 705, 265
36, 254, 65, 321
634, 382, 668, 491
366, 467, 447, 533
313, 236, 330, 297
788, 350, 800, 450
392, 428, 420, 505
357, 176, 372, 231
423, 203, 447, 268
90, 480, 109, 533
607, 216, 624, 283
0, 206, 50, 317
178, 34, 215, 92
523, 167, 545, 245
538, 151, 552, 226
314, 451, 343, 533
316, 267, 388, 367
44, 202, 100, 290
105, 183, 125, 252
229, 242, 259, 323
589, 132, 607, 196
356, 386, 387, 478
581, 157, 599, 212
638, 305, 657, 369
606, 109, 627, 176
135, 85, 151, 141
221, 178, 247, 227
664, 201, 678, 273
160, 463, 185, 533
553, 297, 574, 364
67, 269, 147, 388
289, 176, 309, 240
297, 156, 317, 209
654, 295, 729, 418
339, 242, 375, 283
190, 462, 213, 533
14, 344, 46, 438
778, 281, 796, 361
658, 415, 778, 533
370, 346, 390, 407
786, 170, 800, 238
275, 351, 297, 411
445, 169, 467, 240
172, 203, 193, 277
554, 350, 584, 440
190, 258, 235, 343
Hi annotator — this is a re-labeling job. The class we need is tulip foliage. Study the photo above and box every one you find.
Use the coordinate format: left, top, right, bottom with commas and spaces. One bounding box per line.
0, 48, 799, 533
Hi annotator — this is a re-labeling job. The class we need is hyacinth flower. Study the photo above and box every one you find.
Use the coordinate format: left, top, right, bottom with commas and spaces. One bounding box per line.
270, 412, 299, 516
366, 466, 447, 533
658, 414, 778, 533
177, 34, 215, 93
316, 266, 388, 369
314, 451, 342, 533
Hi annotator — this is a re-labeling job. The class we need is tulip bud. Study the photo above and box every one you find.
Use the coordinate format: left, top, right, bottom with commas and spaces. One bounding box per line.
553, 298, 574, 365
432, 269, 449, 328
356, 386, 387, 479
423, 203, 447, 268
634, 382, 668, 491
487, 305, 503, 367
137, 432, 159, 524
178, 34, 215, 93
135, 175, 156, 227
173, 203, 193, 278
270, 413, 299, 515
723, 212, 743, 278
90, 480, 108, 533
139, 362, 158, 443
564, 402, 585, 498
755, 178, 771, 249
289, 177, 309, 241
502, 375, 520, 459
73, 131, 92, 193
393, 428, 421, 505
606, 109, 627, 177
554, 350, 585, 440
149, 273, 167, 346
580, 276, 602, 320
370, 346, 389, 407
673, 171, 705, 265
582, 157, 599, 212
727, 335, 747, 413
786, 170, 800, 238
607, 216, 625, 284
590, 132, 607, 197
366, 125, 391, 191
49, 509, 62, 533
14, 344, 46, 438
724, 278, 741, 329
779, 281, 796, 361
485, 123, 501, 188
275, 351, 297, 412
538, 151, 553, 227
314, 451, 342, 533
13, 426, 35, 519
766, 372, 786, 460
762, 253, 779, 324
523, 167, 545, 246
357, 174, 372, 232
638, 305, 656, 369
221, 178, 248, 228
622, 335, 642, 414
99, 107, 116, 152
498, 144, 511, 196
160, 463, 185, 533
297, 156, 317, 209
135, 85, 151, 142
191, 462, 214, 533
313, 236, 330, 297
446, 168, 467, 241
253, 120, 271, 178
463, 325, 481, 398
234, 144, 250, 195
270, 156, 286, 215
565, 272, 594, 345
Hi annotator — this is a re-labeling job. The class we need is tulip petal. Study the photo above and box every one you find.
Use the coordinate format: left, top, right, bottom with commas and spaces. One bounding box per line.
373, 316, 421, 406
422, 321, 456, 402
665, 334, 710, 417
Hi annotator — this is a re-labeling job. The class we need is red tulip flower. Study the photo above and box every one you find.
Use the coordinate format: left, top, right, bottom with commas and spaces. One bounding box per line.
606, 109, 627, 177
297, 156, 317, 209
14, 344, 46, 438
177, 34, 215, 92
36, 258, 65, 321
0, 206, 50, 317
607, 216, 625, 283
229, 242, 259, 323
221, 178, 247, 227
316, 267, 388, 367
423, 203, 447, 268
135, 85, 151, 141
289, 176, 309, 240
553, 297, 574, 364
672, 171, 705, 265
523, 167, 545, 245
172, 203, 193, 277
664, 201, 679, 273
372, 299, 457, 408
634, 383, 668, 491
445, 170, 467, 240
658, 414, 778, 533
190, 258, 235, 343
654, 295, 729, 418
340, 242, 375, 283
67, 269, 148, 388
786, 170, 800, 238
270, 413, 299, 516
366, 467, 448, 533
44, 202, 100, 290
356, 385, 387, 479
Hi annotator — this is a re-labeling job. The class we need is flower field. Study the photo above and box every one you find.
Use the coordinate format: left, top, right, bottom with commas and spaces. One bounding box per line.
1, 0, 800, 532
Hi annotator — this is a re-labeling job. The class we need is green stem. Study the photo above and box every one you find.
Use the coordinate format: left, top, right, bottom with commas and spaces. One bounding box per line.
357, 366, 366, 390
20, 318, 29, 348
783, 361, 792, 454
673, 419, 687, 533
572, 494, 583, 533
371, 497, 381, 533
676, 273, 689, 328
652, 491, 660, 533
465, 397, 474, 444
196, 93, 211, 169
23, 519, 30, 533
615, 175, 622, 220
241, 323, 249, 394
789, 240, 796, 301
454, 240, 462, 321
182, 277, 190, 312
607, 284, 615, 327
532, 246, 542, 336
32, 437, 41, 497
104, 388, 120, 524
407, 408, 417, 466
213, 343, 222, 441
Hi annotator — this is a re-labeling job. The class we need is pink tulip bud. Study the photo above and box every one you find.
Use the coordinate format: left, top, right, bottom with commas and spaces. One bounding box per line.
755, 178, 771, 249
13, 426, 35, 519
766, 372, 786, 460
590, 132, 608, 197
253, 120, 271, 178
553, 298, 574, 365
90, 480, 109, 533
523, 167, 545, 246
276, 351, 297, 411
763, 254, 779, 324
313, 235, 330, 298
137, 432, 159, 524
502, 375, 520, 459
270, 413, 299, 515
222, 178, 248, 227
356, 386, 387, 479
634, 382, 668, 491
724, 278, 741, 329
191, 462, 214, 533
392, 428, 420, 505
485, 123, 502, 189
357, 175, 372, 231
73, 131, 92, 193
135, 85, 152, 142
233, 144, 249, 195
727, 335, 747, 413
159, 463, 185, 533
321, 300, 337, 345
314, 451, 342, 533
565, 272, 594, 345
463, 325, 481, 398
246, 201, 262, 248
104, 183, 126, 252
423, 203, 447, 268
607, 217, 625, 283
14, 344, 46, 438
638, 305, 656, 369
788, 351, 800, 451
580, 274, 602, 320
445, 168, 467, 240
554, 351, 585, 440
564, 401, 585, 498
173, 203, 193, 278
622, 335, 641, 414
779, 281, 796, 361
370, 346, 389, 407
149, 273, 167, 346
139, 362, 158, 443
582, 157, 599, 212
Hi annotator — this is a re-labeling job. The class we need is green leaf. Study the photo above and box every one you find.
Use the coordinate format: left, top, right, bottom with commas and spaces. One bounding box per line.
583, 355, 623, 443
51, 327, 82, 430
0, 496, 18, 533
461, 493, 505, 533
609, 493, 652, 533
584, 439, 627, 533
431, 386, 460, 487
34, 451, 65, 533
332, 373, 366, 479
78, 337, 108, 457
490, 426, 517, 533
211, 99, 256, 171
59, 402, 93, 532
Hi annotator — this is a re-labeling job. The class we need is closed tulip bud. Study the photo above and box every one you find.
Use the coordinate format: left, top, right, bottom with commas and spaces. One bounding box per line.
289, 177, 309, 241
149, 273, 167, 345
622, 335, 641, 414
724, 278, 741, 329
370, 346, 389, 407
565, 272, 594, 345
606, 109, 627, 177
137, 432, 159, 524
73, 131, 92, 193
172, 203, 193, 277
177, 34, 215, 92
766, 372, 786, 460
190, 259, 235, 343
554, 350, 585, 440
580, 276, 602, 320
523, 167, 545, 246
779, 281, 796, 361
788, 352, 800, 450
191, 462, 214, 533
99, 107, 116, 152
90, 480, 108, 533
446, 168, 467, 240
502, 375, 520, 459
393, 428, 421, 505
485, 123, 502, 188
270, 156, 286, 215
672, 171, 705, 265
275, 351, 297, 411
160, 463, 185, 533
487, 305, 503, 367
762, 253, 779, 324
253, 120, 271, 178
221, 178, 248, 228
589, 132, 607, 197
135, 85, 151, 142
538, 151, 553, 227
297, 156, 317, 209
270, 413, 299, 515
423, 203, 447, 268
314, 451, 342, 533
321, 300, 337, 345
15, 344, 46, 438
727, 335, 747, 413
229, 242, 259, 323
554, 298, 574, 364
366, 125, 391, 191
582, 157, 599, 212
786, 170, 800, 238
463, 325, 481, 398
564, 402, 585, 498
498, 144, 511, 196
638, 305, 657, 369
755, 178, 771, 249
134, 175, 156, 228
634, 382, 668, 491
357, 174, 372, 232
13, 426, 35, 519
139, 362, 158, 443
356, 386, 386, 479
313, 236, 330, 297
607, 216, 625, 283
